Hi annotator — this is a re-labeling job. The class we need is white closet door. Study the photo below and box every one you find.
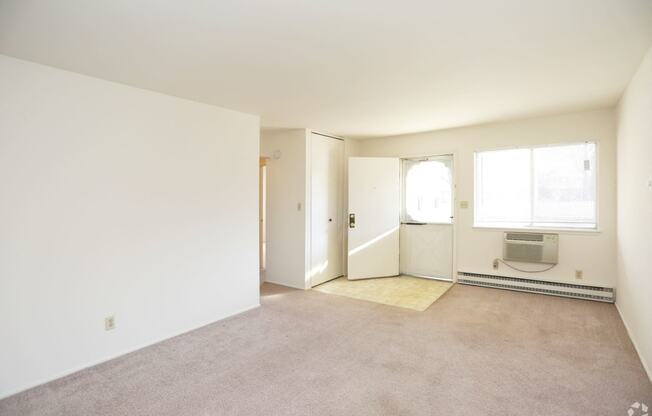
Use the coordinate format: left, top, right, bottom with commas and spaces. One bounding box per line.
310, 134, 344, 287
347, 157, 400, 280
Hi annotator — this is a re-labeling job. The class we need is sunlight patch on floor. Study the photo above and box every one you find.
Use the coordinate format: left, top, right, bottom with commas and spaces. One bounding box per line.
313, 275, 453, 311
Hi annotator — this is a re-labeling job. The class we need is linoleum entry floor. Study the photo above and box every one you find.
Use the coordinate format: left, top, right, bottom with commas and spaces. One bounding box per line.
2, 283, 651, 415
313, 275, 453, 311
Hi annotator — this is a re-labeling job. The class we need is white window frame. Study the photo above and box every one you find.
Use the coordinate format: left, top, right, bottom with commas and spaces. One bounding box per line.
473, 141, 599, 232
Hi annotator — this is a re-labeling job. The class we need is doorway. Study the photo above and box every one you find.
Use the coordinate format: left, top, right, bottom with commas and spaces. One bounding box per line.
400, 155, 454, 281
347, 155, 455, 282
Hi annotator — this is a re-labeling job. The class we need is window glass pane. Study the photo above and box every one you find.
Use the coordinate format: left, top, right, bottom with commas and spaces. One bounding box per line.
402, 157, 452, 223
475, 148, 531, 225
474, 142, 597, 229
533, 143, 596, 227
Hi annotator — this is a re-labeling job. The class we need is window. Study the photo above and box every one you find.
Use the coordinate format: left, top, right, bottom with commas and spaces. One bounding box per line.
402, 156, 453, 224
474, 142, 597, 229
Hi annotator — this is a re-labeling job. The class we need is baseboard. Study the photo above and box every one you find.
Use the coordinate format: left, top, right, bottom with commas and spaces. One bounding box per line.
0, 303, 260, 400
402, 272, 453, 282
615, 302, 652, 383
264, 278, 305, 290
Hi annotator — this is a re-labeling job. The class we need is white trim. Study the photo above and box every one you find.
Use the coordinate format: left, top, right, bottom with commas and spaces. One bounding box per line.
403, 272, 453, 282
615, 302, 652, 383
264, 278, 305, 290
452, 151, 459, 282
310, 130, 344, 141
472, 138, 598, 153
304, 130, 312, 290
0, 303, 261, 400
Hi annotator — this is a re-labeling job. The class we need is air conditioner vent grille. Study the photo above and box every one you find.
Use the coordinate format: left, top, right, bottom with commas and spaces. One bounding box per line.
505, 232, 544, 242
505, 243, 543, 262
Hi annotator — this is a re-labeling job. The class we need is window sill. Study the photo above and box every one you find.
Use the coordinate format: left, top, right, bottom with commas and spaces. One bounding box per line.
472, 225, 601, 235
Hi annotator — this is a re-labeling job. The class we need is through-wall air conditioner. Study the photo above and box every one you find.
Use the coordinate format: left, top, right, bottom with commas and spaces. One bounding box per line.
503, 232, 558, 264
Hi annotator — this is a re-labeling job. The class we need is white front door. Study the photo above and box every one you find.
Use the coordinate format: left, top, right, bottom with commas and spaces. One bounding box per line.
400, 155, 454, 280
310, 134, 344, 287
347, 157, 400, 280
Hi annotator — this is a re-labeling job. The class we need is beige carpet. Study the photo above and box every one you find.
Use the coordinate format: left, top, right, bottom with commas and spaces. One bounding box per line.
313, 275, 453, 311
1, 284, 651, 415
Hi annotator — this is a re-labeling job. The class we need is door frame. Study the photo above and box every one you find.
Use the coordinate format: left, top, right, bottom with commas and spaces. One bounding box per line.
259, 157, 268, 285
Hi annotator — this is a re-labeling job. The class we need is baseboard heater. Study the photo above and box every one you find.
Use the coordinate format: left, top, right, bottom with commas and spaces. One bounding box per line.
457, 271, 615, 303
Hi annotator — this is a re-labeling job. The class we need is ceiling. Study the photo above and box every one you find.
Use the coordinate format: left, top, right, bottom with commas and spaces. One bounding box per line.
1, 0, 651, 138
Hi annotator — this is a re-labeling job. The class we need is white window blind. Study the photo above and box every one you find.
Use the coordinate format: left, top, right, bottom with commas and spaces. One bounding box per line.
475, 142, 597, 229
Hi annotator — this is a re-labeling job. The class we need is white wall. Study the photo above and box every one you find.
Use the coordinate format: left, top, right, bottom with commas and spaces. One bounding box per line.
356, 109, 617, 287
616, 46, 652, 380
260, 129, 309, 289
0, 55, 261, 398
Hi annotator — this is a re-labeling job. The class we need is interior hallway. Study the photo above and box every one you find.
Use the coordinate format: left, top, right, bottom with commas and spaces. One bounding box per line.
2, 284, 650, 416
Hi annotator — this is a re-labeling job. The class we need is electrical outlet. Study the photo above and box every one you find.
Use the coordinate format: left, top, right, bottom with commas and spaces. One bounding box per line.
104, 316, 116, 331
493, 259, 499, 269
575, 270, 583, 280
